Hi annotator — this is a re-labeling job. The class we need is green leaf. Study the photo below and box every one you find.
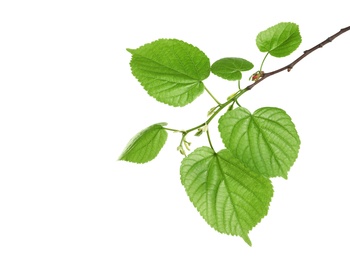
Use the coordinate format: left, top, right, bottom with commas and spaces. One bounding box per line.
119, 123, 168, 163
256, 22, 302, 57
219, 107, 300, 178
211, 57, 254, 81
128, 39, 210, 107
180, 147, 273, 245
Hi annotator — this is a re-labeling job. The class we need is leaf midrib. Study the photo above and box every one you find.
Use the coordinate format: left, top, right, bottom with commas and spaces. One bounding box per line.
132, 52, 202, 81
215, 155, 244, 235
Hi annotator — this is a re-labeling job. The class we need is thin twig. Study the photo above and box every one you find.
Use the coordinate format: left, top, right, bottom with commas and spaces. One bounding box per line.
245, 25, 350, 91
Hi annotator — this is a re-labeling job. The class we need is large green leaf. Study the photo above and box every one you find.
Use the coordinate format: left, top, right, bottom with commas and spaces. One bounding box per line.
211, 57, 254, 81
219, 107, 300, 178
180, 147, 273, 246
128, 39, 210, 107
256, 22, 302, 57
119, 123, 168, 163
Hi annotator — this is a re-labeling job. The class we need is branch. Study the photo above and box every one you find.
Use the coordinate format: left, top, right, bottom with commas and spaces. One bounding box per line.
245, 25, 350, 91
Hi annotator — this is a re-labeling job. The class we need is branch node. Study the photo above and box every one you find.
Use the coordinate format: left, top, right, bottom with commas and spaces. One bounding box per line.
327, 37, 333, 43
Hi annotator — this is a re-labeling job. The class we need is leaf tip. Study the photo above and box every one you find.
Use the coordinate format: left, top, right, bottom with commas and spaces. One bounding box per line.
126, 48, 135, 54
242, 234, 252, 246
117, 153, 127, 162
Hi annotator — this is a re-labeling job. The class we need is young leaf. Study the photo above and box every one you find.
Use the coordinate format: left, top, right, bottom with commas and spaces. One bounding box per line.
119, 123, 168, 163
256, 22, 302, 57
219, 107, 300, 178
128, 39, 210, 107
211, 57, 254, 81
180, 147, 273, 246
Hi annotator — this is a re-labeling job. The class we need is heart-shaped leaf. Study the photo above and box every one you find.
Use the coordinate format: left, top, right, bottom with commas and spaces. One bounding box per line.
211, 57, 254, 81
180, 147, 273, 245
256, 22, 302, 57
128, 39, 210, 107
219, 107, 300, 178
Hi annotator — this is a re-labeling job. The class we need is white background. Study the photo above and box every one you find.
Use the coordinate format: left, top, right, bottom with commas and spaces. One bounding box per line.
1, 1, 350, 259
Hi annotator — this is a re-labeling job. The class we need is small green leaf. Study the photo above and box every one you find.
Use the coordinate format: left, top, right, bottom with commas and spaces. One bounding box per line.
219, 107, 300, 178
180, 147, 273, 245
256, 22, 302, 57
128, 39, 210, 107
211, 57, 254, 81
119, 123, 168, 163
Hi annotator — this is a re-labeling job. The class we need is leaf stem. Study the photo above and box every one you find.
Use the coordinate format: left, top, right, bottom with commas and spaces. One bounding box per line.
259, 53, 269, 72
206, 128, 215, 152
164, 127, 182, 132
205, 87, 221, 105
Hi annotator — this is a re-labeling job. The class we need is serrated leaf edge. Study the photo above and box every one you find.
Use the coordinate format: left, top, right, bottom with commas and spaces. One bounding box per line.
211, 57, 254, 81
180, 146, 274, 246
127, 39, 209, 107
218, 107, 301, 178
118, 122, 168, 164
256, 22, 302, 57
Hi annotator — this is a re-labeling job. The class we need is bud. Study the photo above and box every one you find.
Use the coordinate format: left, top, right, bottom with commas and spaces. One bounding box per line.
207, 106, 217, 117
177, 145, 186, 156
195, 124, 208, 137
195, 129, 203, 137
184, 141, 191, 151
250, 71, 264, 81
